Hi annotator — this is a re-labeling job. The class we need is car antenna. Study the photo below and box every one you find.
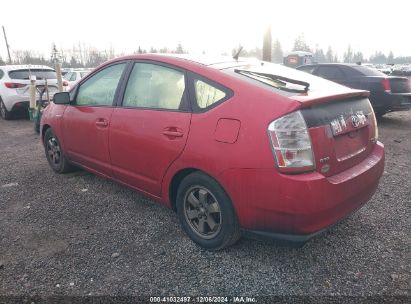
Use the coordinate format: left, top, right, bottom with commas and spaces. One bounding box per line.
233, 45, 243, 61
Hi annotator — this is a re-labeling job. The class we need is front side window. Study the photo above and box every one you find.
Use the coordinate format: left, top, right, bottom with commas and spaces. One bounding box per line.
76, 63, 126, 106
123, 63, 185, 110
194, 80, 226, 108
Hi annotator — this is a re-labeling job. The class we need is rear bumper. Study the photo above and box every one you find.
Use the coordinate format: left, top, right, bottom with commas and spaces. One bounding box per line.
1, 94, 30, 111
219, 142, 385, 238
373, 92, 411, 113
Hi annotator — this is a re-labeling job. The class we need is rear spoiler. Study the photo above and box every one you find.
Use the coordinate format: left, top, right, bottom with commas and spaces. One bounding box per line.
291, 90, 370, 107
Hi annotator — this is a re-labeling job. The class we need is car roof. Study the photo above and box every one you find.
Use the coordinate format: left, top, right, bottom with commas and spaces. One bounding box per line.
0, 65, 55, 71
103, 53, 257, 70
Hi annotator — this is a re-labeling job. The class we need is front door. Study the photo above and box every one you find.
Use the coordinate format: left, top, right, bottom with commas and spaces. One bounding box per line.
109, 62, 191, 196
62, 62, 127, 176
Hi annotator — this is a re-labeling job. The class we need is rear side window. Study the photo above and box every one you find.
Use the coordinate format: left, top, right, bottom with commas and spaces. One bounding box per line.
64, 72, 77, 81
316, 66, 345, 79
351, 66, 386, 76
63, 72, 72, 81
194, 80, 226, 108
9, 69, 57, 80
76, 63, 126, 106
0, 69, 4, 79
123, 63, 185, 110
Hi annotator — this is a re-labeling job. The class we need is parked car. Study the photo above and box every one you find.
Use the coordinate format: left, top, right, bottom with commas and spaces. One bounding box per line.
297, 63, 411, 116
391, 64, 411, 77
63, 69, 91, 90
283, 51, 314, 68
0, 65, 59, 119
374, 64, 392, 75
41, 54, 384, 250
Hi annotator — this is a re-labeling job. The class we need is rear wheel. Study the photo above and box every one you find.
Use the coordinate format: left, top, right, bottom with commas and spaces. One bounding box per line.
0, 98, 12, 120
176, 172, 240, 250
44, 128, 74, 173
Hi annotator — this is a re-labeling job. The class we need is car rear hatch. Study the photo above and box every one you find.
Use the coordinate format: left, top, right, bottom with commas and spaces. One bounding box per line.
293, 92, 378, 177
8, 69, 59, 97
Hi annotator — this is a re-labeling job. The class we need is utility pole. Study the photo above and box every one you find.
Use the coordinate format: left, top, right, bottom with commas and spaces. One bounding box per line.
2, 26, 12, 63
262, 25, 272, 62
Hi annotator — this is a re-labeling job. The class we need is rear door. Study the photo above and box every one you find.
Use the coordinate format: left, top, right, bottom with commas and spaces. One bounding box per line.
62, 62, 128, 176
109, 62, 191, 196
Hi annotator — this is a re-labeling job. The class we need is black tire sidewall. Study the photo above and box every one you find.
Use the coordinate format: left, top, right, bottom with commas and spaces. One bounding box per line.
0, 99, 12, 120
176, 172, 239, 250
44, 128, 65, 173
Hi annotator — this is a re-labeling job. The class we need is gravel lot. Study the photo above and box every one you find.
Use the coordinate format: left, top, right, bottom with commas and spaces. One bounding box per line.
0, 111, 410, 302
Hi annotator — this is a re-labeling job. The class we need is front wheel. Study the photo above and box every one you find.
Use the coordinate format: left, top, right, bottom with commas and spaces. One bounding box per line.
44, 128, 74, 173
176, 172, 240, 250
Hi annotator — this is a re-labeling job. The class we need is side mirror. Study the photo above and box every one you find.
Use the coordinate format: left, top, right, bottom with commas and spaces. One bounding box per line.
53, 92, 71, 104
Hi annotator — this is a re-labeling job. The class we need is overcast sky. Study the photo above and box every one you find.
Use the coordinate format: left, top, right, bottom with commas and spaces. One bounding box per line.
1, 0, 409, 60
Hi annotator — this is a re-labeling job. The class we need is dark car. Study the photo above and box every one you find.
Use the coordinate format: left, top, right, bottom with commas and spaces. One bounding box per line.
391, 65, 411, 77
41, 54, 384, 250
297, 63, 411, 116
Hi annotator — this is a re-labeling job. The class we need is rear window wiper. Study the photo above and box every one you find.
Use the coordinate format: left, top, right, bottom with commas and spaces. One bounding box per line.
235, 69, 310, 93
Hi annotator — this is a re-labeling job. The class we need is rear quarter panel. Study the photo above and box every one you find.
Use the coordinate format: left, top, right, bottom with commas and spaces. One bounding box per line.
160, 69, 301, 207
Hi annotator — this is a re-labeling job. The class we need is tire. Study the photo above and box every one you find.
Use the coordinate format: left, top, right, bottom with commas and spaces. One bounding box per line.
375, 111, 386, 118
34, 108, 41, 133
44, 128, 74, 173
0, 98, 12, 120
176, 172, 240, 250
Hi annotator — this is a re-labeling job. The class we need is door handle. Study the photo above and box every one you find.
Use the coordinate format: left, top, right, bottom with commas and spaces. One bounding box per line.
162, 130, 184, 138
95, 119, 109, 127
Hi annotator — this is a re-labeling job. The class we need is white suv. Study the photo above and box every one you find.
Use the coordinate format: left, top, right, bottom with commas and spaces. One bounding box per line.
0, 65, 59, 120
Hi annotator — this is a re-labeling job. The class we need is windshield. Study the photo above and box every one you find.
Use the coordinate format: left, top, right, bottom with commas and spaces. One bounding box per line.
9, 69, 57, 80
225, 62, 347, 96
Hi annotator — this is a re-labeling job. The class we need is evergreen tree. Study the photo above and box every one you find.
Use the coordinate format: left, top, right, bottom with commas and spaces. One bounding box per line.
293, 34, 311, 52
352, 51, 364, 63
314, 45, 326, 63
343, 45, 353, 63
387, 51, 394, 63
272, 39, 283, 63
326, 46, 334, 63
175, 43, 184, 54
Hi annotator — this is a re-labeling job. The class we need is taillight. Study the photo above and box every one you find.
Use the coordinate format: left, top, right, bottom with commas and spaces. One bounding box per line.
268, 110, 315, 173
381, 78, 391, 92
63, 80, 68, 86
4, 82, 26, 89
370, 108, 379, 142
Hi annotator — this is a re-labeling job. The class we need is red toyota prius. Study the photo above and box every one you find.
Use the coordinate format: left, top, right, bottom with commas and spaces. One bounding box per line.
41, 54, 384, 250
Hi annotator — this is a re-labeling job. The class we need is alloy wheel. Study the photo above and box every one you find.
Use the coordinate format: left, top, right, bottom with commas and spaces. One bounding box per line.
46, 137, 61, 165
183, 186, 222, 239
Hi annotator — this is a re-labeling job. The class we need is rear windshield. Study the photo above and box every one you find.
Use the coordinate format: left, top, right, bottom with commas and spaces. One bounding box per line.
351, 66, 386, 77
225, 62, 347, 97
9, 69, 57, 80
